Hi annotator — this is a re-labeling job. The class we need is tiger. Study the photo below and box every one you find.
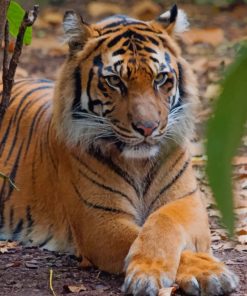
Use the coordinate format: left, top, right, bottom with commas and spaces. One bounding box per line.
0, 4, 239, 296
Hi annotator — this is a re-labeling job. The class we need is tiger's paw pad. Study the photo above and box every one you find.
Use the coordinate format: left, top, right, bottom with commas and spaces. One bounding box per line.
122, 257, 174, 296
176, 252, 239, 296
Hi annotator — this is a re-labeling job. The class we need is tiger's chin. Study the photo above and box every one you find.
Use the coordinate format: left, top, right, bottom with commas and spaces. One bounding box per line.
121, 143, 160, 159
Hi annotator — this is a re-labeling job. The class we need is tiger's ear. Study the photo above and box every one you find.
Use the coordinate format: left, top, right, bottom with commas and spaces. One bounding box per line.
155, 4, 189, 35
63, 10, 93, 53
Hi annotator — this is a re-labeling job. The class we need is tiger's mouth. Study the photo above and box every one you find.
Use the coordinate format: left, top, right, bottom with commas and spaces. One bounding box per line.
98, 134, 161, 158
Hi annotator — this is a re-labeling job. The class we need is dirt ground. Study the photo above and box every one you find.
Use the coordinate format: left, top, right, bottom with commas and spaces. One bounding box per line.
1, 0, 247, 295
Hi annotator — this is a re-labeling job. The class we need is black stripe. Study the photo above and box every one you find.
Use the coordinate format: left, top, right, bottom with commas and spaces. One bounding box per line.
36, 79, 53, 84
13, 86, 52, 124
147, 159, 190, 213
89, 148, 140, 197
134, 27, 160, 34
102, 107, 115, 116
9, 206, 14, 230
72, 154, 105, 182
45, 118, 57, 172
122, 39, 130, 46
103, 20, 125, 29
78, 169, 135, 207
81, 38, 106, 62
113, 60, 123, 72
113, 48, 126, 56
150, 56, 159, 64
6, 94, 49, 163
177, 187, 198, 200
0, 200, 5, 229
87, 68, 95, 113
0, 89, 24, 129
147, 36, 159, 46
24, 102, 51, 157
115, 123, 132, 133
143, 161, 161, 197
10, 81, 31, 98
26, 205, 34, 236
72, 66, 82, 114
143, 151, 186, 197
101, 28, 121, 35
39, 235, 53, 248
12, 219, 23, 240
5, 142, 24, 200
143, 46, 157, 54
102, 17, 147, 30
0, 117, 13, 157
72, 182, 134, 217
177, 62, 186, 98
108, 33, 124, 48
67, 226, 73, 244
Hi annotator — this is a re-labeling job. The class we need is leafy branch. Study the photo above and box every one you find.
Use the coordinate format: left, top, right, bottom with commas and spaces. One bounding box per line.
0, 2, 39, 125
0, 1, 39, 186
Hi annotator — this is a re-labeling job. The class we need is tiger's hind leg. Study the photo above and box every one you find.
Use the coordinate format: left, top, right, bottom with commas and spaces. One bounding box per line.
176, 251, 239, 296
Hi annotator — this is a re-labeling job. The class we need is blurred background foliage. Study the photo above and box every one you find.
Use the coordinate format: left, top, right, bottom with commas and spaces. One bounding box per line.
17, 0, 247, 8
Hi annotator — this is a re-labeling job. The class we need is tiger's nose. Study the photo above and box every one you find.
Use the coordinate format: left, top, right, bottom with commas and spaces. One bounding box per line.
132, 121, 159, 137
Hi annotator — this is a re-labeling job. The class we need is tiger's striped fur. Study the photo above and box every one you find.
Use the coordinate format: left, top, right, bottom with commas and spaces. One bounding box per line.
0, 6, 238, 296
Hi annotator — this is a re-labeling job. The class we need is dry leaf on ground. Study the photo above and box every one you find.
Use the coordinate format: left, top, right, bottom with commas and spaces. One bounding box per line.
159, 287, 176, 296
131, 0, 160, 20
182, 28, 224, 46
0, 241, 18, 253
87, 2, 122, 18
235, 244, 247, 252
41, 11, 63, 26
63, 284, 87, 293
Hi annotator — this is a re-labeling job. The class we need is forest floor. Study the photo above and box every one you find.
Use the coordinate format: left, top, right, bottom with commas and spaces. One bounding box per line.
0, 1, 247, 295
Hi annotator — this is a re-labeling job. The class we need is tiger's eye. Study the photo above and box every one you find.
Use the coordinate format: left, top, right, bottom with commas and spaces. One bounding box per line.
106, 75, 121, 87
154, 72, 167, 87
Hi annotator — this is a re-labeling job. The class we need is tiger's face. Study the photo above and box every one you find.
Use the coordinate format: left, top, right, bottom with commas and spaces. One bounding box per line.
55, 5, 197, 159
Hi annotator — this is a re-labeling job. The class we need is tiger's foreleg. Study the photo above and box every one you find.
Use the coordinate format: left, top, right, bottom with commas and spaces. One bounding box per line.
122, 193, 238, 296
68, 210, 140, 273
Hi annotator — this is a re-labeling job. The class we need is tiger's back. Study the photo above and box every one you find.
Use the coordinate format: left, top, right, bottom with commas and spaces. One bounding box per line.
0, 79, 73, 251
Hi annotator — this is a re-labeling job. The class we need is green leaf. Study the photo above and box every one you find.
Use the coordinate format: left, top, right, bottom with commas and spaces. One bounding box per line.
206, 46, 247, 235
7, 0, 32, 45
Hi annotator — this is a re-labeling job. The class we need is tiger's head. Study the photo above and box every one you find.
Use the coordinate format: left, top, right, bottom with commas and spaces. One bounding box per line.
53, 5, 197, 159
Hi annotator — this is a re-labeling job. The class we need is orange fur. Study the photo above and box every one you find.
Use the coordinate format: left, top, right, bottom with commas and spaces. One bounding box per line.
0, 7, 238, 296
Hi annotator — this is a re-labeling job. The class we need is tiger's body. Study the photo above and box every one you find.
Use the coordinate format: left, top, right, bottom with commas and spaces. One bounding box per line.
0, 6, 238, 296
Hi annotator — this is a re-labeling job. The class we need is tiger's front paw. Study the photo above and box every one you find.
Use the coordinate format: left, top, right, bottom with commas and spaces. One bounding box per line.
122, 255, 175, 296
176, 251, 239, 296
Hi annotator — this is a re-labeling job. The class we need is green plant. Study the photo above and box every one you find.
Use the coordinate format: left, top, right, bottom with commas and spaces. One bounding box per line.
7, 0, 32, 45
206, 45, 247, 235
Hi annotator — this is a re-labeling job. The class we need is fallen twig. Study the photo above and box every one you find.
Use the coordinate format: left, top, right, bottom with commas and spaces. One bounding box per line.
0, 171, 18, 190
49, 269, 57, 296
